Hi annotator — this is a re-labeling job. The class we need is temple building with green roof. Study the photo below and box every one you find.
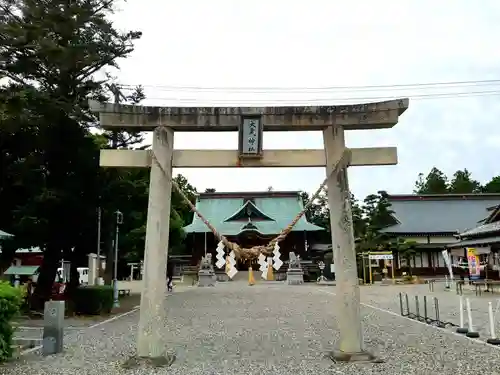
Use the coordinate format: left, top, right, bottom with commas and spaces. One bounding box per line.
382, 193, 500, 276
183, 191, 326, 268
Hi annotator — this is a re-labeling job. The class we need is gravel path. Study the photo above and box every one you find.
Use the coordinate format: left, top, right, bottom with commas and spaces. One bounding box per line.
361, 283, 500, 340
2, 283, 500, 375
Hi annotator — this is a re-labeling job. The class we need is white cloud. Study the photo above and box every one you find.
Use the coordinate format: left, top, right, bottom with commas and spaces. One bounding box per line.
110, 0, 500, 198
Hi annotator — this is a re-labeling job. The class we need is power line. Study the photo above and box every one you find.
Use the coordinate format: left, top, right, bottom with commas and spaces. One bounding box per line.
118, 89, 500, 105
118, 78, 500, 93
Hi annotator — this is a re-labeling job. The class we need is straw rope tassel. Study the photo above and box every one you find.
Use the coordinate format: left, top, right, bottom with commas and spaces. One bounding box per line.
266, 262, 274, 281
151, 126, 351, 261
248, 266, 255, 286
225, 256, 230, 275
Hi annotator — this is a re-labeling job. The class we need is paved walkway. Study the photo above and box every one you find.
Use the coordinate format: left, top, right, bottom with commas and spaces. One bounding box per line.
3, 283, 500, 375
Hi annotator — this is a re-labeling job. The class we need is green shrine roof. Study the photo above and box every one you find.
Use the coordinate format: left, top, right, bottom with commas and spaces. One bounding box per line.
3, 266, 39, 276
183, 191, 324, 235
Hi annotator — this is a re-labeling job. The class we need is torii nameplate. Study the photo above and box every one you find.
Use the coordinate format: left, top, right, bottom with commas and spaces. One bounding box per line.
238, 116, 264, 159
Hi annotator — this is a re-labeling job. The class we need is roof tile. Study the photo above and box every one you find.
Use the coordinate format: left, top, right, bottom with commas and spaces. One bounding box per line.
184, 194, 324, 235
384, 196, 500, 234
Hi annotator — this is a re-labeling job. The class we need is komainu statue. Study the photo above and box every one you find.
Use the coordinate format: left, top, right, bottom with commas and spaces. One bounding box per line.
198, 254, 215, 287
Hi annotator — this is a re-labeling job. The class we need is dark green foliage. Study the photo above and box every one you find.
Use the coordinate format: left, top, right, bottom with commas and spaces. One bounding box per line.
414, 167, 449, 194
414, 167, 492, 194
0, 282, 23, 362
73, 285, 113, 315
300, 191, 330, 231
0, 0, 196, 307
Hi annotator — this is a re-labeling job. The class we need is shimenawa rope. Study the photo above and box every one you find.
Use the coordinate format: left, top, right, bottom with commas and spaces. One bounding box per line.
152, 126, 349, 261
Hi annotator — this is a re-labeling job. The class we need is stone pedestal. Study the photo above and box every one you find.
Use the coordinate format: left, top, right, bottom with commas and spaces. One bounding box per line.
286, 252, 304, 285
286, 268, 304, 285
198, 269, 216, 287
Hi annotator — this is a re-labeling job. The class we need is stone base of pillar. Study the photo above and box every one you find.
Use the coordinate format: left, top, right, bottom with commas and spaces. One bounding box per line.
286, 268, 304, 285
122, 354, 176, 369
326, 350, 382, 363
198, 270, 216, 287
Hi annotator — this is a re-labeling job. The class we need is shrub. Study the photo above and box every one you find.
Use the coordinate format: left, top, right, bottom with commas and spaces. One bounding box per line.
0, 282, 23, 362
402, 275, 413, 284
73, 285, 114, 315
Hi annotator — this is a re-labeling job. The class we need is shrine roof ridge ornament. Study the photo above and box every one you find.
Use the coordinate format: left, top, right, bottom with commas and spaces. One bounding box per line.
89, 98, 409, 132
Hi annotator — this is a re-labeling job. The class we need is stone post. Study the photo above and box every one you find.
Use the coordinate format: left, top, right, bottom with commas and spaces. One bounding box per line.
129, 263, 136, 281
137, 127, 174, 358
42, 300, 64, 356
323, 125, 374, 362
87, 253, 97, 286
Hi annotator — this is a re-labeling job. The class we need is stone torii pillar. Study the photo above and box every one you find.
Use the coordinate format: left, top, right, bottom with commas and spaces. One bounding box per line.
136, 127, 174, 358
324, 124, 369, 361
89, 98, 409, 363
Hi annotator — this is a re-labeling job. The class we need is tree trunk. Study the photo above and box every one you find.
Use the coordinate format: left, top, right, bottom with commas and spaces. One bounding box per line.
64, 261, 81, 314
31, 247, 60, 311
0, 240, 17, 274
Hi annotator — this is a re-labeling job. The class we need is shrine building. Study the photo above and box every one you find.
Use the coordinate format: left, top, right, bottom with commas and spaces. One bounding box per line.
382, 193, 500, 276
183, 191, 326, 268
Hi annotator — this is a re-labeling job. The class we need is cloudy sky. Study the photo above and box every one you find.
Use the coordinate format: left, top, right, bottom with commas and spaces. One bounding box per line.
111, 0, 500, 199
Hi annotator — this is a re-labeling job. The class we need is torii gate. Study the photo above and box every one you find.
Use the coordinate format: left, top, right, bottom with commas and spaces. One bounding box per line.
90, 98, 409, 363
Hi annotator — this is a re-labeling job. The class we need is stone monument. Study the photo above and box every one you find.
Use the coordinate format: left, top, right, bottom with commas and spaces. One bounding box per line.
286, 252, 304, 285
198, 254, 216, 287
42, 300, 64, 356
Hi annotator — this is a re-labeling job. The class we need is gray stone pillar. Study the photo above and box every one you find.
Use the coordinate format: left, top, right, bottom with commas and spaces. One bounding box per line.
323, 125, 373, 362
87, 253, 97, 286
42, 300, 64, 356
137, 126, 174, 358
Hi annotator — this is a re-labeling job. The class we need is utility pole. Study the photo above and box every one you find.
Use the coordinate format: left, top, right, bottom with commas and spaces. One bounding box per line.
113, 210, 123, 308
96, 207, 102, 284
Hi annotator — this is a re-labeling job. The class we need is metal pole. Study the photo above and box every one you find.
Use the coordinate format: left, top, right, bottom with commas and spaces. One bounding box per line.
96, 207, 102, 284
113, 210, 123, 308
369, 257, 373, 285
399, 293, 404, 316
204, 231, 207, 257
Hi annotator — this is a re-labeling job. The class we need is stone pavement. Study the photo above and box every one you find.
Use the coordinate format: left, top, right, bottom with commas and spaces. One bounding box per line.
3, 283, 500, 375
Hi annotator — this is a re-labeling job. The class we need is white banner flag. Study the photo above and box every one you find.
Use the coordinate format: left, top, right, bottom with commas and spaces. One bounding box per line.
441, 249, 454, 281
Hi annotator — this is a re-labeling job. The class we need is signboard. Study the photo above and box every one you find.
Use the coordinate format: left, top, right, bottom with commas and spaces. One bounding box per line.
368, 254, 393, 260
467, 248, 481, 280
239, 116, 263, 158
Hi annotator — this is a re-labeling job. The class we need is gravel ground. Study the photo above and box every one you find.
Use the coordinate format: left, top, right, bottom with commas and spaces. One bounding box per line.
2, 283, 500, 375
361, 283, 500, 341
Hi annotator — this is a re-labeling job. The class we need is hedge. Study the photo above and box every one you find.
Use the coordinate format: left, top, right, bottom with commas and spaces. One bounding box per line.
73, 285, 114, 315
0, 282, 23, 362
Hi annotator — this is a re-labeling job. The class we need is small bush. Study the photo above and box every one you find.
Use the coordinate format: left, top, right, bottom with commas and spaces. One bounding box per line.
402, 275, 413, 284
73, 285, 113, 315
0, 282, 23, 362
